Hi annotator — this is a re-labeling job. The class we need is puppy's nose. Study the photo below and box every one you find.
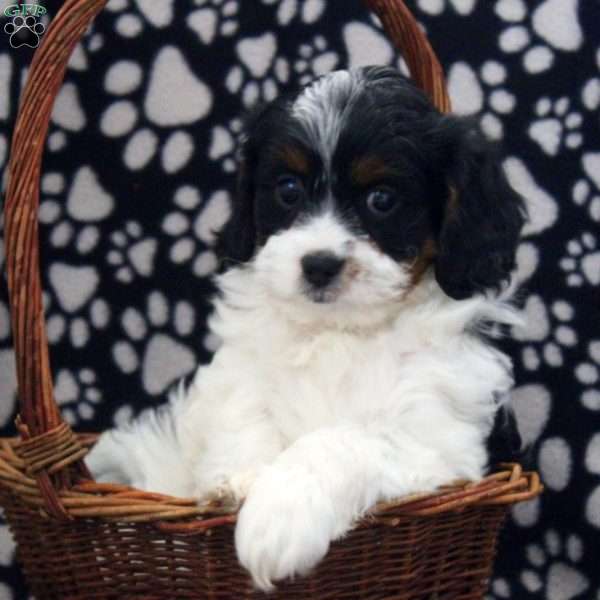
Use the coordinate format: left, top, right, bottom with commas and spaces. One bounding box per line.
301, 251, 345, 288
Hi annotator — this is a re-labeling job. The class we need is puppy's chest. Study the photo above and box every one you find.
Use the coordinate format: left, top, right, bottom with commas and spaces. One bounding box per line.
257, 330, 409, 436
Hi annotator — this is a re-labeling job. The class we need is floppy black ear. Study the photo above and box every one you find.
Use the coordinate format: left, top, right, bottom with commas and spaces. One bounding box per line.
216, 103, 271, 269
215, 153, 256, 268
433, 119, 526, 300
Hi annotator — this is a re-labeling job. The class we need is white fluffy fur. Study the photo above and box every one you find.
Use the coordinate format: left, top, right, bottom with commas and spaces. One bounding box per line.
87, 211, 519, 590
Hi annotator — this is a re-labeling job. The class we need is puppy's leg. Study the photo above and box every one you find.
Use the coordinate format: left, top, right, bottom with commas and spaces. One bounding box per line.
179, 380, 284, 505
235, 425, 458, 591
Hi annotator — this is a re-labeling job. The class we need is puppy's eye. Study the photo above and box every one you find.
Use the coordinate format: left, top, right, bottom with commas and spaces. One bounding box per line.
276, 175, 304, 208
366, 187, 398, 217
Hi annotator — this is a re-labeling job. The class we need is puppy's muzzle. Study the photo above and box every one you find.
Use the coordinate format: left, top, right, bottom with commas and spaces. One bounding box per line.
301, 251, 345, 289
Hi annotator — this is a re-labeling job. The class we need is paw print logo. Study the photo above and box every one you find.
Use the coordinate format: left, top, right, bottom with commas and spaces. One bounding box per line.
529, 97, 583, 156
187, 0, 239, 44
55, 367, 103, 426
518, 530, 589, 599
293, 35, 339, 86
106, 221, 158, 284
4, 15, 45, 48
162, 185, 231, 276
560, 232, 600, 287
514, 297, 577, 370
447, 60, 516, 140
112, 291, 198, 396
226, 33, 290, 107
495, 0, 583, 74
576, 340, 600, 413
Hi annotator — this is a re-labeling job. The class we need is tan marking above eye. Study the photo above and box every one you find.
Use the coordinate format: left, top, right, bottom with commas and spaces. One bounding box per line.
351, 156, 398, 186
275, 145, 311, 175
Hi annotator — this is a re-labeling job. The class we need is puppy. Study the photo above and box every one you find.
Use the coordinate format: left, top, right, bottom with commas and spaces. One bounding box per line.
87, 66, 525, 590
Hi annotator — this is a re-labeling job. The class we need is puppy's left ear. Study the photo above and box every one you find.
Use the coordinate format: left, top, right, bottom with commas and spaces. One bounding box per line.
216, 103, 271, 269
433, 119, 526, 300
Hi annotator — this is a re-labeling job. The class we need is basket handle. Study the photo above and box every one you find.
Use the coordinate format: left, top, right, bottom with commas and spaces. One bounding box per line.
3, 0, 449, 482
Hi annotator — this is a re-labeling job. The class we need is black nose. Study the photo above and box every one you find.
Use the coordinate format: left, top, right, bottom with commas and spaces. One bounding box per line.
301, 252, 345, 288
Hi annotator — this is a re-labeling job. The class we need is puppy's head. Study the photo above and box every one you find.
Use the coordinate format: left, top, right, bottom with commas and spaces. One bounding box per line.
218, 66, 524, 325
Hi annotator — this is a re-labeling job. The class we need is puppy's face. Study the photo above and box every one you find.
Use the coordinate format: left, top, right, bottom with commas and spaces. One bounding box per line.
219, 67, 524, 326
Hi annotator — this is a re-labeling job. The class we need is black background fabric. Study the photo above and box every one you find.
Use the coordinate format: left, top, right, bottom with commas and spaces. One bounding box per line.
0, 1, 599, 598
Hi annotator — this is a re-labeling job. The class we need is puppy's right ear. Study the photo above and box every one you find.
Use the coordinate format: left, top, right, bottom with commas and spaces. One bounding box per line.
216, 103, 269, 268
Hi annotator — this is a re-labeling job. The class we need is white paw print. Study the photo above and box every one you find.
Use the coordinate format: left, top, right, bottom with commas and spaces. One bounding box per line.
514, 297, 577, 370
55, 367, 103, 425
208, 117, 243, 173
447, 60, 516, 140
293, 35, 339, 86
113, 291, 198, 395
581, 49, 600, 113
417, 0, 477, 16
577, 340, 600, 413
162, 185, 231, 276
496, 0, 582, 74
560, 232, 600, 287
39, 170, 104, 254
574, 155, 600, 222
109, 0, 174, 32
518, 531, 589, 599
187, 0, 239, 43
226, 34, 290, 107
529, 97, 583, 156
100, 48, 211, 172
44, 268, 111, 349
106, 221, 158, 283
261, 0, 326, 26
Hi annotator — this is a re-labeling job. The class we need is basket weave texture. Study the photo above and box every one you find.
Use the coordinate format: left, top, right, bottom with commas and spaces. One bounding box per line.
1, 0, 542, 598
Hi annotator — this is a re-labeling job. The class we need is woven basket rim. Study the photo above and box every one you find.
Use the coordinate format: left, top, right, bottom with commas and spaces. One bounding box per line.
0, 432, 542, 532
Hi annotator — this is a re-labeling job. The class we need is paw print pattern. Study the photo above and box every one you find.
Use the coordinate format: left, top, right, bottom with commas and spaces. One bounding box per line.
44, 270, 111, 349
106, 221, 158, 283
162, 186, 231, 276
187, 0, 239, 44
38, 169, 107, 254
518, 531, 589, 599
4, 15, 45, 49
416, 0, 476, 16
529, 97, 583, 156
260, 0, 326, 26
581, 49, 600, 114
574, 154, 600, 222
447, 60, 516, 140
100, 48, 210, 172
112, 291, 198, 395
208, 117, 243, 173
55, 367, 104, 426
226, 34, 289, 107
496, 0, 583, 74
514, 297, 577, 370
293, 35, 339, 86
577, 340, 600, 412
560, 232, 600, 287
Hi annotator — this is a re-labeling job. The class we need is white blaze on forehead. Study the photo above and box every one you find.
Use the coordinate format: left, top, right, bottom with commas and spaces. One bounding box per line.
292, 70, 362, 169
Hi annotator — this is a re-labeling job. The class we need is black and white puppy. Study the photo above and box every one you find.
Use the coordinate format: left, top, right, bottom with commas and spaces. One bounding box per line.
87, 66, 525, 590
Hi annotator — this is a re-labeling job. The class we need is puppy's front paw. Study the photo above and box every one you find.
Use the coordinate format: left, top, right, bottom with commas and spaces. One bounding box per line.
235, 466, 335, 591
196, 469, 259, 508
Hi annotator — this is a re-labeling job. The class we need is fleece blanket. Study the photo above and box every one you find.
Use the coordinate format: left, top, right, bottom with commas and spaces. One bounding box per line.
0, 1, 598, 598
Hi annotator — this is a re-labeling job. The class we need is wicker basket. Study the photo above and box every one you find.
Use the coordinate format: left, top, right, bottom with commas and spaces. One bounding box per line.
1, 0, 542, 598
